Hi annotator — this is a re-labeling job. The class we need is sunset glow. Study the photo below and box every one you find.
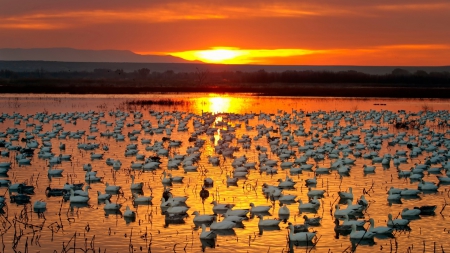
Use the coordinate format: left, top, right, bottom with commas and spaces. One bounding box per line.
0, 0, 449, 65
171, 48, 323, 64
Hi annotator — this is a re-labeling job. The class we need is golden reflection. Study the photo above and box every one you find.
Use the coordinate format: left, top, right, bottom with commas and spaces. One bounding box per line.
208, 97, 231, 113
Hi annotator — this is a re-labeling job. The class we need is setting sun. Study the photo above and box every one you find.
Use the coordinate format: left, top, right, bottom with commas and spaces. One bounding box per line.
171, 47, 247, 64
170, 47, 323, 64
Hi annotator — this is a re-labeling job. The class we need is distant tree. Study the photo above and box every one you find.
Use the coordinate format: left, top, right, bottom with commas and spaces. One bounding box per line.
391, 68, 411, 76
0, 69, 16, 78
137, 68, 150, 79
414, 70, 428, 77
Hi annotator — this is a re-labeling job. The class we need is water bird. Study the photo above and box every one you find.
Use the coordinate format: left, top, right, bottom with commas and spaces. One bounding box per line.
368, 218, 393, 234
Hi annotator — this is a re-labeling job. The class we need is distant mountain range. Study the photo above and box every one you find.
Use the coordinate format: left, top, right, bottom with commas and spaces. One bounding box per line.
0, 48, 191, 63
1, 48, 449, 75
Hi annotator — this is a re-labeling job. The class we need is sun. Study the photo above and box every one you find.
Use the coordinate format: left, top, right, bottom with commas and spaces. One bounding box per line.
171, 47, 247, 64
195, 49, 242, 63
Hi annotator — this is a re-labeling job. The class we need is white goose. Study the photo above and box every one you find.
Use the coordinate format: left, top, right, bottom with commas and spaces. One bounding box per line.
368, 218, 393, 234
192, 211, 215, 223
210, 217, 236, 230
334, 204, 355, 218
288, 224, 316, 242
257, 214, 281, 226
387, 213, 410, 227
33, 200, 47, 211
200, 224, 216, 239
104, 200, 122, 210
105, 182, 121, 193
97, 191, 111, 201
401, 207, 421, 217
74, 185, 90, 197
132, 193, 153, 205
338, 187, 353, 199
278, 204, 290, 216
211, 201, 234, 213
350, 224, 375, 240
130, 175, 144, 190
250, 203, 271, 213
162, 171, 172, 185
223, 213, 246, 223
69, 189, 89, 203
48, 165, 64, 176
298, 199, 319, 210
124, 206, 136, 218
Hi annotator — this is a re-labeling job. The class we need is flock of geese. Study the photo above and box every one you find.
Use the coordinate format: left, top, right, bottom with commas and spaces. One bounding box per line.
0, 107, 450, 251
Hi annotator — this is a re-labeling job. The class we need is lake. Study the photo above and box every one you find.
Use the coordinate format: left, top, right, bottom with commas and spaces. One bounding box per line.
0, 93, 450, 253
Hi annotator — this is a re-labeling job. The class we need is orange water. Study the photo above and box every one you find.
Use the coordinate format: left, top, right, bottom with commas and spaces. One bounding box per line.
0, 94, 449, 253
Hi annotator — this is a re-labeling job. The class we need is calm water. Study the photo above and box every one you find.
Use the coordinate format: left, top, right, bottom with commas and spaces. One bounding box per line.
0, 94, 450, 253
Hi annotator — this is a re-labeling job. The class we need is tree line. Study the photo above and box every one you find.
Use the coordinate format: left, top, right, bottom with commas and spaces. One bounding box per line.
1, 67, 450, 86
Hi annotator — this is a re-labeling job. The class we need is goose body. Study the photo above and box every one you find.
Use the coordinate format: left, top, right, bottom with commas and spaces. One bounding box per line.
334, 205, 355, 218
288, 224, 316, 241
338, 187, 353, 199
250, 203, 271, 213
368, 218, 393, 234
132, 193, 153, 205
387, 213, 410, 227
69, 189, 89, 203
48, 165, 64, 176
298, 199, 319, 210
223, 213, 246, 223
350, 224, 375, 239
278, 204, 290, 216
225, 208, 249, 217
192, 211, 215, 223
166, 206, 189, 215
33, 200, 47, 211
257, 215, 281, 226
104, 200, 122, 210
105, 182, 121, 193
343, 214, 366, 227
124, 206, 136, 218
211, 201, 234, 213
210, 219, 236, 230
401, 207, 421, 217
74, 185, 90, 197
200, 224, 216, 239
130, 175, 144, 190
307, 188, 325, 198
97, 191, 111, 201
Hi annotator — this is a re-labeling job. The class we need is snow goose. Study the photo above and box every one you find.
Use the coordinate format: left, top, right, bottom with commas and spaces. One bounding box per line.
200, 224, 216, 239
104, 200, 122, 210
192, 211, 215, 224
350, 224, 375, 240
211, 201, 234, 213
69, 189, 89, 203
257, 214, 281, 226
288, 224, 316, 242
97, 191, 111, 201
298, 199, 319, 211
124, 206, 136, 218
387, 213, 410, 227
338, 187, 353, 199
250, 203, 271, 213
401, 207, 421, 218
334, 204, 355, 219
368, 218, 393, 234
105, 182, 121, 193
130, 175, 144, 190
132, 193, 153, 205
210, 217, 236, 230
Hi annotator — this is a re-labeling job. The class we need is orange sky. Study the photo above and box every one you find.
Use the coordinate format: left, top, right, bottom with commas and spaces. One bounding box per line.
1, 0, 450, 65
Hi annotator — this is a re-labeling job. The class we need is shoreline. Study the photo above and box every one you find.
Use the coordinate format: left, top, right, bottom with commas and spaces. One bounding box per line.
1, 85, 450, 98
